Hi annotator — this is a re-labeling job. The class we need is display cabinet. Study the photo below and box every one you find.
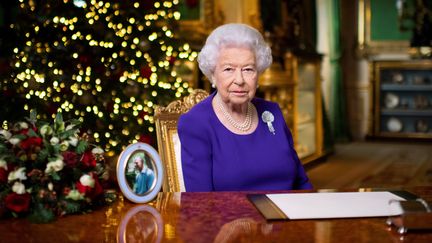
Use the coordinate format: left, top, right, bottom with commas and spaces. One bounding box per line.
259, 52, 323, 164
370, 60, 432, 139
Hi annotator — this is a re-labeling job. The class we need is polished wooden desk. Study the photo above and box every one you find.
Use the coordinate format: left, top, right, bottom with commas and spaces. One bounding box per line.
1, 187, 431, 242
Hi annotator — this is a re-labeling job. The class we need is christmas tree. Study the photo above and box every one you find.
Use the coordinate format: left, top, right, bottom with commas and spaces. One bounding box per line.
0, 0, 197, 154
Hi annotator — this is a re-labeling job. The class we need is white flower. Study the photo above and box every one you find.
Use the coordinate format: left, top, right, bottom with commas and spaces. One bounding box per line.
68, 137, 78, 147
0, 130, 12, 140
79, 174, 95, 188
92, 147, 104, 155
59, 140, 69, 151
8, 167, 27, 181
48, 182, 54, 191
9, 137, 21, 145
50, 136, 60, 145
40, 124, 53, 137
12, 181, 26, 194
45, 157, 64, 174
66, 189, 84, 201
0, 159, 7, 170
18, 122, 29, 130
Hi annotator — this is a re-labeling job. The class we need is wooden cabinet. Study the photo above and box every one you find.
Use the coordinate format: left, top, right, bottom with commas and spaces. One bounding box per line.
259, 52, 323, 164
370, 60, 432, 139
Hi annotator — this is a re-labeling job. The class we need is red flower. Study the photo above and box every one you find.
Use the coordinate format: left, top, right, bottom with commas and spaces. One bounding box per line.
76, 173, 103, 199
0, 168, 8, 184
18, 127, 38, 136
80, 151, 96, 168
62, 151, 78, 168
5, 193, 31, 213
20, 136, 43, 151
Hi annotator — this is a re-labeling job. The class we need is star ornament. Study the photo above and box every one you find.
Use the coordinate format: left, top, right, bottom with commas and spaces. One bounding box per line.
261, 111, 275, 135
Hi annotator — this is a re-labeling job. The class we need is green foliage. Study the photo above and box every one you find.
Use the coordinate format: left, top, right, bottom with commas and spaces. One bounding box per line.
63, 200, 82, 215
76, 140, 88, 154
28, 203, 56, 224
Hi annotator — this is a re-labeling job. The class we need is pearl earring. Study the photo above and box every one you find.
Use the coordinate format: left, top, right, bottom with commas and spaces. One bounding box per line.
211, 83, 216, 88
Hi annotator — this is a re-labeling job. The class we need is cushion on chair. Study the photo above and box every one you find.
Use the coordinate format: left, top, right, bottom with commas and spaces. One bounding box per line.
172, 132, 185, 192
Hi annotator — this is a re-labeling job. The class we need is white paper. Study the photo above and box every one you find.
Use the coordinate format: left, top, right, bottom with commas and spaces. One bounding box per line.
266, 191, 406, 219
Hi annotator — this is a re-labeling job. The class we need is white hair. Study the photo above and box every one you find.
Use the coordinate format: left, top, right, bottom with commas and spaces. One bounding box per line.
197, 23, 273, 83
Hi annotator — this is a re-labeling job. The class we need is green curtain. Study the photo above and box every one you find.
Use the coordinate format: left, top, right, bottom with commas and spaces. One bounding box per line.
327, 0, 349, 142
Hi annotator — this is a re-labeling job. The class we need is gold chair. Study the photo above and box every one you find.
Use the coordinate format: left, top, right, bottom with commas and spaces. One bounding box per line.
154, 89, 209, 192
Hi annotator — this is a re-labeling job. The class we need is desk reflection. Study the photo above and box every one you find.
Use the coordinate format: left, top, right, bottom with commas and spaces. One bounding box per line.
214, 218, 273, 243
0, 188, 431, 242
117, 205, 163, 243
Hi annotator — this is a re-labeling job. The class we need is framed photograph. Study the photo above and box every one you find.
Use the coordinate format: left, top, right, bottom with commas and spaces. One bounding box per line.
178, 0, 222, 44
117, 205, 163, 243
358, 0, 411, 55
116, 143, 164, 203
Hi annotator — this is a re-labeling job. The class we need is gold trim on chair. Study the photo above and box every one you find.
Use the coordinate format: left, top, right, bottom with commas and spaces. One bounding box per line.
154, 89, 209, 192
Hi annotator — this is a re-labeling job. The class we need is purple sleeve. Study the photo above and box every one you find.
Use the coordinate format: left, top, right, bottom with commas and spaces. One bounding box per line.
178, 111, 214, 192
282, 119, 313, 190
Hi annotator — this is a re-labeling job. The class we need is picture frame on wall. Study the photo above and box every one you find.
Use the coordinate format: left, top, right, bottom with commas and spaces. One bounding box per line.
116, 143, 164, 203
177, 0, 222, 44
357, 0, 411, 56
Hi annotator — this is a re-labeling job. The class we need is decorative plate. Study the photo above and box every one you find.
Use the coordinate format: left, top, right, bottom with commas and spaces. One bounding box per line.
387, 117, 403, 132
384, 93, 399, 109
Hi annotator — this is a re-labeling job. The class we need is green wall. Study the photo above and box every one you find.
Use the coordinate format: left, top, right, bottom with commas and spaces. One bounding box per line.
370, 0, 412, 41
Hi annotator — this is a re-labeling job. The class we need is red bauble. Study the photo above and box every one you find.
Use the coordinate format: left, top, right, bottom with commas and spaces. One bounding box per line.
186, 0, 199, 8
138, 110, 148, 119
47, 104, 58, 116
139, 134, 152, 145
140, 66, 152, 79
78, 55, 91, 67
168, 56, 176, 65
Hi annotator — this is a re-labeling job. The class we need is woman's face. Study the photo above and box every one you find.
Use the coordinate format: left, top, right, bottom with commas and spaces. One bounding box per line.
212, 46, 258, 106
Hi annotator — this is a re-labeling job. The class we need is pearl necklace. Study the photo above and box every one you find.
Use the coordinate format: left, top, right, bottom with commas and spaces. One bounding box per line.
216, 95, 253, 132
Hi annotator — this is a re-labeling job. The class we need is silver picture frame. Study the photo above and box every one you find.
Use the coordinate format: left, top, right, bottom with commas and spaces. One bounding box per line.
116, 143, 163, 203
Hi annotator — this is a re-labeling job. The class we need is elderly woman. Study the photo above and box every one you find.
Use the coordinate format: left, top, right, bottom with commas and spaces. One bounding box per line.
178, 23, 312, 192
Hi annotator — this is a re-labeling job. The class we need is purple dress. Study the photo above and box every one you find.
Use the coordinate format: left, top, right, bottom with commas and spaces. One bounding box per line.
178, 92, 313, 192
